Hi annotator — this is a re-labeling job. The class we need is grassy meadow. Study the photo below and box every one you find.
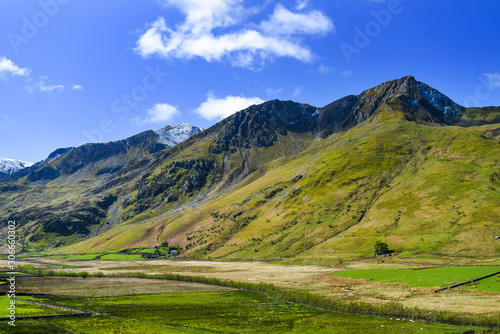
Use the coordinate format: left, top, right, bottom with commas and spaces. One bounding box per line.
3, 289, 490, 334
0, 295, 71, 317
333, 266, 500, 291
0, 257, 498, 333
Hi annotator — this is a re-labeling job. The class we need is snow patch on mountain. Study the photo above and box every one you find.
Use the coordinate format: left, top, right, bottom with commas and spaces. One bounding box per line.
417, 81, 464, 117
155, 123, 203, 147
46, 147, 74, 163
0, 157, 34, 175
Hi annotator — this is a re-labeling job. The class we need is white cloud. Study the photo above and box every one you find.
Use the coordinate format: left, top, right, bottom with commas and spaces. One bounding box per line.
0, 114, 14, 127
26, 76, 83, 93
266, 87, 282, 96
296, 0, 309, 10
131, 103, 181, 125
293, 86, 302, 96
27, 76, 64, 93
317, 63, 334, 74
340, 69, 352, 77
135, 0, 334, 69
195, 92, 264, 121
0, 57, 81, 93
0, 57, 31, 78
484, 72, 500, 88
260, 4, 334, 36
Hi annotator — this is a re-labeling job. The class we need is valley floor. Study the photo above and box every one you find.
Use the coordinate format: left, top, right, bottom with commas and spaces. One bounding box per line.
2, 287, 488, 334
1, 255, 498, 333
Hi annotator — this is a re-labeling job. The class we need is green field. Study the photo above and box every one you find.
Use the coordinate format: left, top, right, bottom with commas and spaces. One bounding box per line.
5, 291, 486, 334
129, 248, 156, 254
333, 266, 500, 291
60, 252, 148, 260
0, 295, 71, 317
98, 253, 144, 260
66, 253, 102, 260
22, 291, 271, 313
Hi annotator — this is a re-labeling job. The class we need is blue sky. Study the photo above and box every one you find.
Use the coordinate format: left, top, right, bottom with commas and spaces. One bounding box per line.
1, 0, 500, 163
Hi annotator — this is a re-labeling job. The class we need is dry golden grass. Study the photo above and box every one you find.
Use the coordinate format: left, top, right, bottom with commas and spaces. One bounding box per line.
401, 289, 500, 316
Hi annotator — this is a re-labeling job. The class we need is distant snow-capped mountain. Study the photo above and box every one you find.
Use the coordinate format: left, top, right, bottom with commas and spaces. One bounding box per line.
155, 123, 203, 147
1, 123, 203, 183
0, 157, 33, 177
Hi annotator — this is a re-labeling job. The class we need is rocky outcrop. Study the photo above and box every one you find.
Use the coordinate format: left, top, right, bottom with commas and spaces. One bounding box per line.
209, 100, 318, 152
125, 158, 215, 216
208, 76, 467, 151
486, 126, 500, 141
318, 95, 360, 136
352, 75, 465, 124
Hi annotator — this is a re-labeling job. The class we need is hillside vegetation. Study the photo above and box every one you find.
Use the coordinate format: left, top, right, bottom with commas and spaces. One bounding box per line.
63, 109, 500, 258
1, 76, 499, 258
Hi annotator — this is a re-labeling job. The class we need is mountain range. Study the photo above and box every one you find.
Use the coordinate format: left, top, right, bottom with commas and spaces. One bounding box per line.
0, 123, 202, 182
1, 76, 499, 258
0, 157, 33, 179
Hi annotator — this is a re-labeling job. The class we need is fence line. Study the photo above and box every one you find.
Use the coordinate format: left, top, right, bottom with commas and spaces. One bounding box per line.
434, 271, 500, 292
3, 295, 95, 319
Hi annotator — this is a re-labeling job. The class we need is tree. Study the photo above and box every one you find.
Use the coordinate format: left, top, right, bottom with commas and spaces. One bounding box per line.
155, 247, 166, 257
160, 241, 169, 247
374, 241, 390, 255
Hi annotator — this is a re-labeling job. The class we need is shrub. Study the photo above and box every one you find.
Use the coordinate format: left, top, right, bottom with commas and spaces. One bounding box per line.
78, 272, 89, 279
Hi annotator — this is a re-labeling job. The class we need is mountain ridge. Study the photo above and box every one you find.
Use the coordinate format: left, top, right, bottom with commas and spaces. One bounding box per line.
1, 76, 498, 257
3, 123, 203, 183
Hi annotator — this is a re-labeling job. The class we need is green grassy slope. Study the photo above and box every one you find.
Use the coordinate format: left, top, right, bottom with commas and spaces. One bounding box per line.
62, 110, 500, 258
461, 106, 500, 126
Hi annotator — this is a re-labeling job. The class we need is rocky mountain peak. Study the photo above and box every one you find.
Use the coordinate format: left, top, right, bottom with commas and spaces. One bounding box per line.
208, 76, 469, 150
354, 75, 465, 124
